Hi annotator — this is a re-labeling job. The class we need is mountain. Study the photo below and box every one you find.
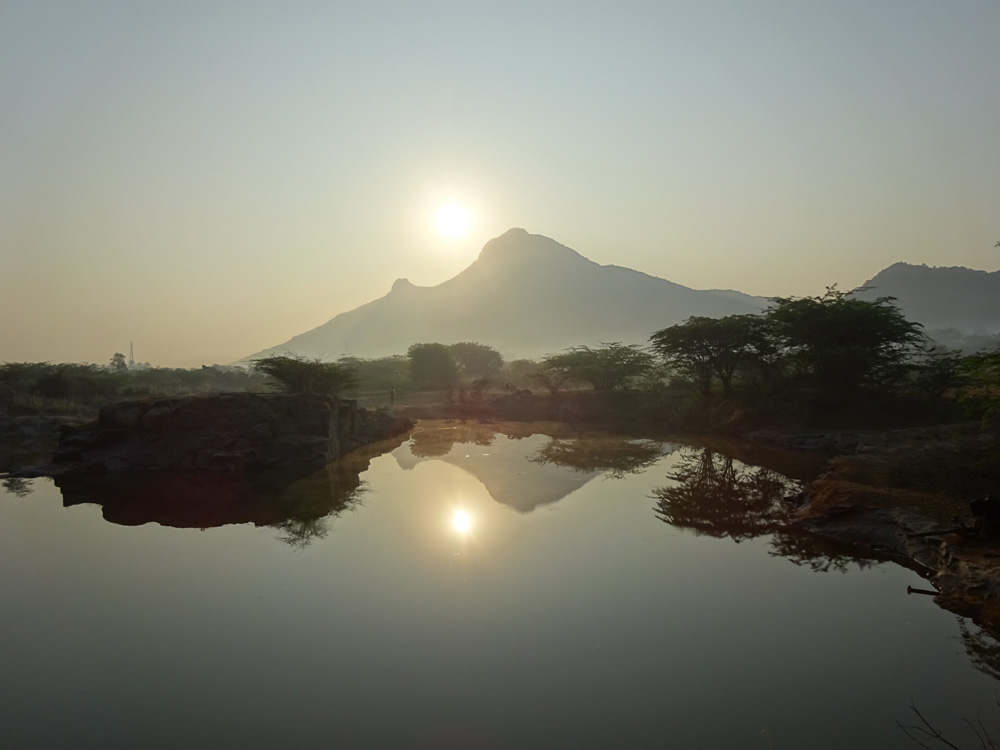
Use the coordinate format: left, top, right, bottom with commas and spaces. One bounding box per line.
247, 228, 766, 361
857, 262, 1000, 333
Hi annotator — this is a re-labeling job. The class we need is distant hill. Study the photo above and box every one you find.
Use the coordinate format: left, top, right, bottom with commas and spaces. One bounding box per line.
246, 228, 767, 361
856, 262, 1000, 334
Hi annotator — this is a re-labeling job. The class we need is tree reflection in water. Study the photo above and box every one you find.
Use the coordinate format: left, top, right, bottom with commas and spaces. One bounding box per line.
959, 619, 1000, 682
409, 422, 497, 458
529, 436, 673, 479
768, 532, 877, 574
652, 448, 795, 541
652, 447, 877, 573
1, 476, 34, 498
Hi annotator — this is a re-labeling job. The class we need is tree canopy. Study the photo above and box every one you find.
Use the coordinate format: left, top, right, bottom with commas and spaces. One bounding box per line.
252, 355, 359, 396
447, 342, 504, 379
766, 286, 925, 391
540, 342, 656, 391
407, 343, 460, 388
650, 315, 766, 396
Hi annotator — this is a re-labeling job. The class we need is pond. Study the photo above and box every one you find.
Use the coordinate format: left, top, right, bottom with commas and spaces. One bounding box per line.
1, 420, 997, 749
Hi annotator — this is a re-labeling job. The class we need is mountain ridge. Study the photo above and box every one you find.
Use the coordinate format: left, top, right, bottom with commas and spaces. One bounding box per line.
244, 231, 1000, 363
245, 229, 767, 362
858, 262, 1000, 333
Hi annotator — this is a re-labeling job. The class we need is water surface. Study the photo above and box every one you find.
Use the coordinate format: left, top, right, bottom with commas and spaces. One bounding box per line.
1, 421, 997, 749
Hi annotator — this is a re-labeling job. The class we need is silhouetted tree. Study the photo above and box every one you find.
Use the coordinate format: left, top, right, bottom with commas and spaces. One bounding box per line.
766, 286, 925, 391
532, 360, 574, 395
502, 359, 540, 389
541, 342, 656, 391
252, 354, 359, 396
338, 355, 408, 391
110, 352, 128, 372
650, 315, 771, 396
407, 343, 460, 388
447, 342, 504, 379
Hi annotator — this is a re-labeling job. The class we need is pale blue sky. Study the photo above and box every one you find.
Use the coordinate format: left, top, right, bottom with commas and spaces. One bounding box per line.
2, 1, 998, 366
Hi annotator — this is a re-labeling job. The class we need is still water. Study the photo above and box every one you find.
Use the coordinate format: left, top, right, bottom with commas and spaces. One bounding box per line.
1, 420, 997, 749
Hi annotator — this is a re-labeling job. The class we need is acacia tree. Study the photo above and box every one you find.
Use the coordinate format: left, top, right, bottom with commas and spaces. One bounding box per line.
648, 318, 717, 396
532, 360, 575, 395
649, 316, 768, 396
407, 343, 459, 388
253, 355, 359, 396
766, 286, 925, 391
447, 342, 504, 379
540, 342, 656, 391
502, 359, 541, 389
337, 355, 408, 391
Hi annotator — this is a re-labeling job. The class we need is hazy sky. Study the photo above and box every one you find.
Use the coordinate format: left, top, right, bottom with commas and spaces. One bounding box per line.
2, 1, 998, 367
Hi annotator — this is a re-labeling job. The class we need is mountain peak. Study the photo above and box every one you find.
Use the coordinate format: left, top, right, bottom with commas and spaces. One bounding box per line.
474, 228, 589, 268
391, 277, 414, 292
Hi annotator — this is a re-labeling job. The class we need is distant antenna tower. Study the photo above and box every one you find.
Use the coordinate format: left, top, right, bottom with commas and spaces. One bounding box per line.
129, 342, 135, 368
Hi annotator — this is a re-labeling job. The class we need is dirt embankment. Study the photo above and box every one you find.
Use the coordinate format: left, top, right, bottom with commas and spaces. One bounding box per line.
782, 423, 1000, 632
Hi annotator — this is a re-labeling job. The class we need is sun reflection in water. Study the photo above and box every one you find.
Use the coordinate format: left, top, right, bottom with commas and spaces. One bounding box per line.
452, 510, 472, 535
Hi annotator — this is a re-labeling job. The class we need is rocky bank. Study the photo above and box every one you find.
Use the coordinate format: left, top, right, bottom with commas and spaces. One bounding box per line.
780, 424, 1000, 632
11, 393, 412, 478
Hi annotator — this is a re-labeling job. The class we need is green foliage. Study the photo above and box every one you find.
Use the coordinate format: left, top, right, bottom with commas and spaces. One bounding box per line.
532, 359, 574, 395
957, 347, 1000, 427
903, 348, 964, 400
252, 355, 359, 396
337, 355, 408, 392
502, 359, 541, 389
110, 352, 128, 372
447, 342, 504, 379
407, 343, 460, 388
651, 314, 782, 396
0, 361, 265, 412
766, 286, 925, 391
540, 342, 656, 391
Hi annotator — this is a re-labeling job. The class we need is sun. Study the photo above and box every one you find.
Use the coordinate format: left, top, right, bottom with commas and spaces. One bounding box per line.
436, 203, 471, 239
452, 510, 472, 534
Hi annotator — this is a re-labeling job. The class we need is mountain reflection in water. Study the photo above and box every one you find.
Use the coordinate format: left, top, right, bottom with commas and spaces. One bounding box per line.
399, 421, 676, 512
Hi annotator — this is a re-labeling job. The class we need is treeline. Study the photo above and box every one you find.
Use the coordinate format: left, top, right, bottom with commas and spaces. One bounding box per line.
0, 361, 265, 413
4, 287, 999, 428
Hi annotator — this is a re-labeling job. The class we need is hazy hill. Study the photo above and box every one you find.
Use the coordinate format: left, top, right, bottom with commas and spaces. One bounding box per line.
857, 262, 1000, 333
247, 228, 766, 361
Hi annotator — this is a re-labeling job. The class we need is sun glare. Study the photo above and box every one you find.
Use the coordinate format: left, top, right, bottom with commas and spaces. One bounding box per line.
452, 510, 473, 534
436, 203, 471, 239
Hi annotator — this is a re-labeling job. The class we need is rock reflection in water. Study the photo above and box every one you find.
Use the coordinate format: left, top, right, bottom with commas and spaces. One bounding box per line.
652, 447, 879, 574
52, 435, 407, 548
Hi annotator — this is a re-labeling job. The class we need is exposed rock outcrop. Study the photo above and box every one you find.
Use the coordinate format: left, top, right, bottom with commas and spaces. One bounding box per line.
789, 424, 1000, 632
793, 491, 1000, 631
17, 393, 412, 477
